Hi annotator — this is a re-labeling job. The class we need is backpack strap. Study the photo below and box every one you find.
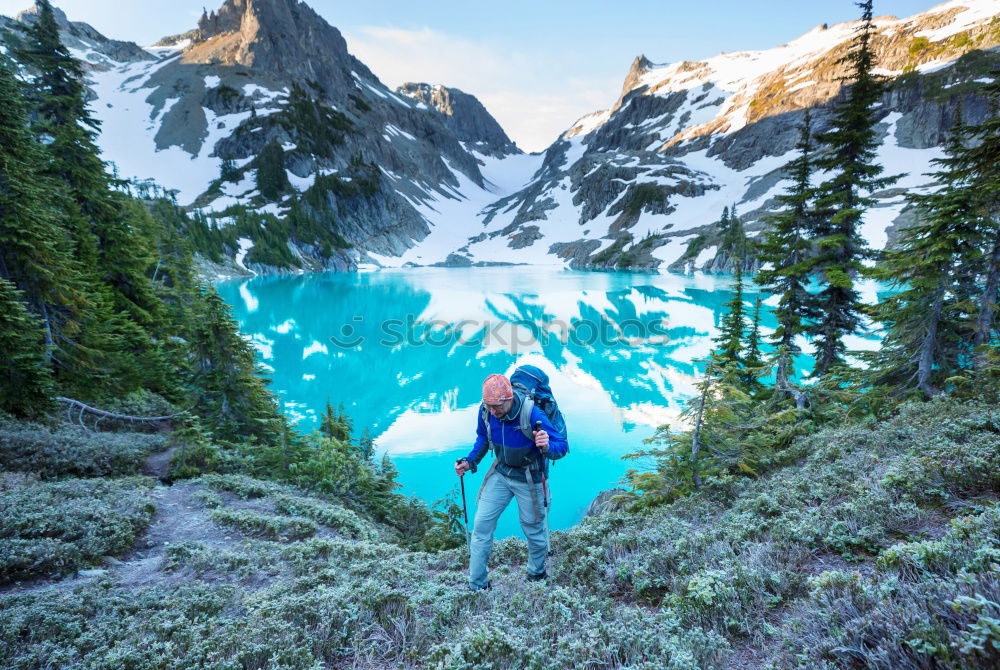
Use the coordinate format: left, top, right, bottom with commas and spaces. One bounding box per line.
480, 403, 493, 449
518, 394, 535, 441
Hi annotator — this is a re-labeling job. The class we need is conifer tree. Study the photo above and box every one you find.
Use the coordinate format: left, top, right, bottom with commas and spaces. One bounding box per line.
756, 112, 819, 388
358, 427, 375, 463
713, 263, 747, 368
864, 116, 983, 397
628, 287, 766, 499
256, 141, 290, 201
320, 400, 353, 442
0, 50, 63, 303
807, 0, 901, 376
190, 287, 284, 443
945, 78, 1000, 367
742, 294, 766, 391
0, 51, 95, 380
717, 206, 731, 234
15, 0, 160, 327
0, 279, 54, 418
720, 206, 749, 270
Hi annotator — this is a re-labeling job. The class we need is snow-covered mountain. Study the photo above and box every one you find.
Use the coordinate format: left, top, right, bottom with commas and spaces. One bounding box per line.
441, 0, 1000, 271
3, 0, 1000, 273
2, 0, 522, 272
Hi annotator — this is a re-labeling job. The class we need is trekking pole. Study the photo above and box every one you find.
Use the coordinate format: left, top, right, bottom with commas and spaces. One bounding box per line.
456, 458, 471, 549
535, 421, 552, 554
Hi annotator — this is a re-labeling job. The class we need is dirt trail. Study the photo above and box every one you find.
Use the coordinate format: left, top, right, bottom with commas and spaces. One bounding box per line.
3, 438, 361, 598
141, 444, 178, 480
115, 480, 236, 587
1, 480, 243, 597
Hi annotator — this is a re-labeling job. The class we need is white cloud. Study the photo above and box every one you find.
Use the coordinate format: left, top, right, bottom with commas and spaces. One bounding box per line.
343, 26, 619, 153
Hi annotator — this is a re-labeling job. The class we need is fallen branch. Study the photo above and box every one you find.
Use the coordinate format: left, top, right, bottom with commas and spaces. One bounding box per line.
55, 397, 187, 431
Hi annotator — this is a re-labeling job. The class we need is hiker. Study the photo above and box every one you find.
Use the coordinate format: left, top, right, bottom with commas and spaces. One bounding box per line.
454, 372, 568, 590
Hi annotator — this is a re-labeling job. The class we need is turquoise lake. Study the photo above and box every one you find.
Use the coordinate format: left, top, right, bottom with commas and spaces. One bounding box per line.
217, 267, 889, 539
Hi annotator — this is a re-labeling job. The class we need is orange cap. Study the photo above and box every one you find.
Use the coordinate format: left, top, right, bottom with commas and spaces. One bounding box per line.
482, 374, 513, 404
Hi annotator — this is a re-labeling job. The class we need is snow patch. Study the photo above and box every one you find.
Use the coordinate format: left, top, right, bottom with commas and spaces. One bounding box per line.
235, 238, 256, 275
694, 245, 718, 267
915, 0, 1000, 41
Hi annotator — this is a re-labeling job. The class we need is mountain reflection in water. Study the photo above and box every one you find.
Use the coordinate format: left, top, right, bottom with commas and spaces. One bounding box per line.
217, 267, 887, 538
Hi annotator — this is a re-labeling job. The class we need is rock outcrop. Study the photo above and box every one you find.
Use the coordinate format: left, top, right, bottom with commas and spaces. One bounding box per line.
398, 83, 521, 157
13, 3, 153, 70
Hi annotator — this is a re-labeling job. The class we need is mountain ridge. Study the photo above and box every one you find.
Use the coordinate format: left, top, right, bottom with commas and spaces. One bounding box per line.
446, 0, 1000, 271
397, 82, 521, 158
1, 0, 522, 274
3, 0, 999, 273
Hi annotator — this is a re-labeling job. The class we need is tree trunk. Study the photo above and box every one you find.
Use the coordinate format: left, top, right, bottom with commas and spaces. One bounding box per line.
775, 349, 790, 391
40, 303, 56, 364
690, 377, 709, 489
916, 284, 944, 398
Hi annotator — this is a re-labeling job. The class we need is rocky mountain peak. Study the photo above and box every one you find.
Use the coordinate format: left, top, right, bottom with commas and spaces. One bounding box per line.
614, 54, 657, 110
178, 0, 375, 92
398, 82, 521, 157
11, 1, 153, 69
629, 54, 654, 74
15, 1, 69, 27
194, 0, 300, 45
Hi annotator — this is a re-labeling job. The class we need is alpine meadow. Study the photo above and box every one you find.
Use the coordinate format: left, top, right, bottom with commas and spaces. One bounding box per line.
2, 0, 1000, 668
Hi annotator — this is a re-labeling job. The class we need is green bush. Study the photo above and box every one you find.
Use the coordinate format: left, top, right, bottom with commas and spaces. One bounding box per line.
909, 36, 931, 55
0, 421, 167, 478
201, 472, 283, 499
210, 508, 317, 541
163, 540, 283, 581
272, 493, 380, 541
426, 586, 727, 669
0, 474, 155, 583
167, 420, 234, 480
591, 233, 633, 265
100, 389, 179, 432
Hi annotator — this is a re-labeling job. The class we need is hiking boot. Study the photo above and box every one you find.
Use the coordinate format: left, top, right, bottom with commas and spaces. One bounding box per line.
469, 580, 492, 591
526, 570, 547, 582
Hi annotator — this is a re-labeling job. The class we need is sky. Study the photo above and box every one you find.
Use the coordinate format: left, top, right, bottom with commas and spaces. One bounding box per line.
0, 0, 958, 151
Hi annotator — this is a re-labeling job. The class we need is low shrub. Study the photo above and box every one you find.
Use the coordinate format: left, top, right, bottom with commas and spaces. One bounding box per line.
200, 473, 284, 499
0, 474, 155, 583
272, 493, 380, 541
0, 421, 167, 478
1, 395, 999, 668
163, 540, 284, 581
210, 508, 317, 541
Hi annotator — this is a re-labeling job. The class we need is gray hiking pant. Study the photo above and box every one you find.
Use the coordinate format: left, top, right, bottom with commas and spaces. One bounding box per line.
469, 468, 547, 590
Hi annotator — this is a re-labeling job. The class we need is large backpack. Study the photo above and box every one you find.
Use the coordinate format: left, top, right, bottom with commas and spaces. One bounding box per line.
479, 365, 570, 470
510, 365, 568, 449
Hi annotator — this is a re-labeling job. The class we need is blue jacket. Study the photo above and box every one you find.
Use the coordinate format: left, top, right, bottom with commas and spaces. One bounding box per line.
465, 394, 568, 481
